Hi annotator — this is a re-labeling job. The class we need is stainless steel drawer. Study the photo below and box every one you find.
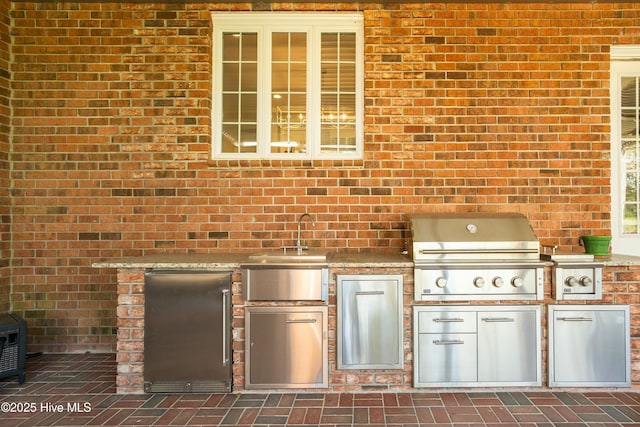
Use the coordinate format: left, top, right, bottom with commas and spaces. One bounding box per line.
417, 310, 476, 333
416, 333, 477, 384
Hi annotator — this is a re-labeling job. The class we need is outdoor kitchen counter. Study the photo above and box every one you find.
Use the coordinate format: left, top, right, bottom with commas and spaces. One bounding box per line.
91, 252, 639, 270
91, 251, 413, 269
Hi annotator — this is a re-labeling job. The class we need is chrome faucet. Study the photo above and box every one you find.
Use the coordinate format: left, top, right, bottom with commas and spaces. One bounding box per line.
295, 213, 316, 254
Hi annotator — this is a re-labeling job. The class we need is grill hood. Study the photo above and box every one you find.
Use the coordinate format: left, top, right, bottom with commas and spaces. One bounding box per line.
411, 212, 540, 262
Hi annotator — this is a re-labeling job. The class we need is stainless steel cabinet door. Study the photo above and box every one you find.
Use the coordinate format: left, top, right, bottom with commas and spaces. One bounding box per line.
477, 308, 540, 384
549, 305, 630, 387
337, 275, 403, 369
416, 333, 477, 384
245, 306, 328, 389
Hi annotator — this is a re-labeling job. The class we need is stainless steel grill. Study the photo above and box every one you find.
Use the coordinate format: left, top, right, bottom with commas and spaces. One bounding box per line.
411, 212, 544, 301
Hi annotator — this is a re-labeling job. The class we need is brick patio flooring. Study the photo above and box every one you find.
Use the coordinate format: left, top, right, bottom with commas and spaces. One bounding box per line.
1, 353, 640, 426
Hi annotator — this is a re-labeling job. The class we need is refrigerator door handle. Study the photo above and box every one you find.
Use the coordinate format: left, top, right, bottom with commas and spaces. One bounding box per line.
222, 289, 230, 366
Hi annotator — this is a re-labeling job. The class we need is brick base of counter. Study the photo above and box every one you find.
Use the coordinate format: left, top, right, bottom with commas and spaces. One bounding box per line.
602, 264, 640, 385
114, 264, 640, 394
115, 268, 146, 394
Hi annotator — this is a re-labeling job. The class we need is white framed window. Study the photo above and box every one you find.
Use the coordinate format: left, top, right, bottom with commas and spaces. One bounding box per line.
611, 46, 640, 256
211, 12, 364, 160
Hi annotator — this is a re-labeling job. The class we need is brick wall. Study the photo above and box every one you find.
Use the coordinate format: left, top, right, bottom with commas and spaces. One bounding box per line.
0, 0, 10, 314
7, 1, 640, 351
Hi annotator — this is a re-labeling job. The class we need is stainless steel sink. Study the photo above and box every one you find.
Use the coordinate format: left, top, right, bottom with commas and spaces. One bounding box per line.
247, 250, 327, 264
243, 250, 329, 301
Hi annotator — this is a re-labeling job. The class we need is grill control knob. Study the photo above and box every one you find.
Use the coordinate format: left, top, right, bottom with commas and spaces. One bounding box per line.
474, 277, 485, 288
565, 276, 579, 287
492, 277, 504, 287
435, 277, 447, 288
580, 276, 593, 287
511, 276, 524, 287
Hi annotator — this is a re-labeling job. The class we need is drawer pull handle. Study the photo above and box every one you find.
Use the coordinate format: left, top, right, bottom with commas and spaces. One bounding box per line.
481, 317, 514, 323
286, 319, 317, 324
433, 339, 464, 345
433, 318, 464, 323
557, 316, 593, 322
355, 291, 385, 296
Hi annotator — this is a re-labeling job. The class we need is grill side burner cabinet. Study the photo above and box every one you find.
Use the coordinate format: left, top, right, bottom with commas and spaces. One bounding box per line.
542, 251, 603, 300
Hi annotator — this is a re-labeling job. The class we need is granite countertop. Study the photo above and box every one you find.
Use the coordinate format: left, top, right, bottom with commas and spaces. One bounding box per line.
91, 251, 414, 269
91, 252, 640, 270
600, 253, 640, 266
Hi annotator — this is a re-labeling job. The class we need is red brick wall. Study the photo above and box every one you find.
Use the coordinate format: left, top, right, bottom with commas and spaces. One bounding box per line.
7, 1, 640, 351
0, 0, 10, 314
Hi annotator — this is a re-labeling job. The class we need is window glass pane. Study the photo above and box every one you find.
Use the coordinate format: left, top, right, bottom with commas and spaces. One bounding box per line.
320, 123, 356, 152
340, 33, 356, 61
290, 33, 306, 62
624, 203, 638, 234
240, 94, 256, 121
272, 63, 288, 92
621, 112, 636, 138
241, 63, 257, 91
621, 77, 637, 108
223, 33, 239, 61
272, 33, 289, 61
321, 93, 356, 152
620, 75, 640, 235
320, 32, 357, 153
222, 63, 239, 91
222, 94, 238, 121
270, 32, 307, 155
340, 63, 356, 91
341, 93, 356, 120
240, 125, 257, 153
626, 171, 638, 202
242, 33, 257, 61
322, 63, 338, 92
271, 93, 307, 154
221, 125, 238, 153
290, 63, 306, 92
321, 33, 338, 61
221, 32, 257, 154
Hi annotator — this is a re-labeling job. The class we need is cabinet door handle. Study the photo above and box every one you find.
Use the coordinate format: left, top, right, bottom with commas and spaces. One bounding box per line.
221, 289, 230, 366
481, 317, 515, 323
286, 319, 317, 324
557, 316, 593, 322
355, 291, 385, 296
433, 339, 464, 345
433, 318, 464, 323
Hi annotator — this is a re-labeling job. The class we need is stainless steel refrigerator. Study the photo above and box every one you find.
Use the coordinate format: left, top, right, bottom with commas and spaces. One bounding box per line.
144, 270, 232, 393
